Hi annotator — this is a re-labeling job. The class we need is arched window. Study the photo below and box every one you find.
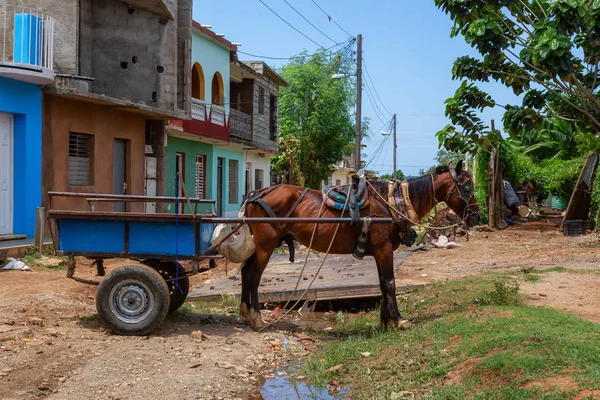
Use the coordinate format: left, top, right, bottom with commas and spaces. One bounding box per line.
211, 72, 224, 106
192, 63, 205, 101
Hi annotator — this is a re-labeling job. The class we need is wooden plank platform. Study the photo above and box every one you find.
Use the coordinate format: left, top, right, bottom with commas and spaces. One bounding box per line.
189, 251, 425, 303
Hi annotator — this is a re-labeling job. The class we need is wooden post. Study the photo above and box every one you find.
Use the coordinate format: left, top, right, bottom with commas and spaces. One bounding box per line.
488, 147, 497, 229
34, 207, 45, 250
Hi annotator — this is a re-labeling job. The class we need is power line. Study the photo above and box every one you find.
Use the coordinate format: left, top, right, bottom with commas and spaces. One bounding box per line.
310, 0, 354, 38
362, 59, 392, 117
259, 0, 324, 48
282, 0, 338, 44
363, 78, 389, 127
236, 38, 353, 61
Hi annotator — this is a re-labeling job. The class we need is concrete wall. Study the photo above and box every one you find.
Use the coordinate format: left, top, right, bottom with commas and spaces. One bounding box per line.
0, 77, 42, 237
191, 30, 230, 116
165, 136, 214, 214
5, 0, 79, 74
42, 96, 146, 212
250, 69, 279, 154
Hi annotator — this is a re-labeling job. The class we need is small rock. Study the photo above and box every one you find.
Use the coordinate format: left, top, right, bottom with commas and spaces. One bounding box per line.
222, 346, 233, 352
318, 276, 323, 280
276, 371, 286, 377
296, 333, 314, 342
249, 394, 262, 400
210, 286, 215, 290
324, 327, 334, 332
190, 363, 202, 369
578, 303, 584, 307
190, 331, 209, 341
325, 364, 344, 373
420, 273, 429, 278
38, 383, 51, 391
391, 391, 415, 399
58, 377, 67, 383
28, 318, 44, 327
3, 320, 15, 326
216, 361, 235, 369
360, 352, 371, 358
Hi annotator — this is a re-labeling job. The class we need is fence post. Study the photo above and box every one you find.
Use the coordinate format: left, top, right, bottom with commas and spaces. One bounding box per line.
34, 207, 45, 250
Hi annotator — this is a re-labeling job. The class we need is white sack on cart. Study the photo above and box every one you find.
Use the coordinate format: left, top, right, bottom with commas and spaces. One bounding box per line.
210, 208, 256, 263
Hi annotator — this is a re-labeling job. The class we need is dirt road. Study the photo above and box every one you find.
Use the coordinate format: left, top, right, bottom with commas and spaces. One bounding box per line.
1, 221, 599, 399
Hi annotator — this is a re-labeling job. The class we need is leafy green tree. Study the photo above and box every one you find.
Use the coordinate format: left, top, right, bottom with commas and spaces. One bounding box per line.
434, 0, 600, 153
379, 170, 406, 180
273, 50, 364, 189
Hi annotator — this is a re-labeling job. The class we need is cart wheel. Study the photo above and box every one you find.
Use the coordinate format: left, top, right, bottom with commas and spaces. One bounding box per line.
96, 264, 170, 336
142, 260, 190, 314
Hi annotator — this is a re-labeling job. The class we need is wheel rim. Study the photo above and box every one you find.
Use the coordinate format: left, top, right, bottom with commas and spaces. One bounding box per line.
109, 279, 154, 324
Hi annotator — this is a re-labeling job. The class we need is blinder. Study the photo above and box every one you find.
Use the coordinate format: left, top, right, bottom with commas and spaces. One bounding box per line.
445, 166, 478, 221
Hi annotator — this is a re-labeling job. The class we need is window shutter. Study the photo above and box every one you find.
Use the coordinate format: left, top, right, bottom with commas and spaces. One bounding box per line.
195, 155, 205, 199
255, 169, 264, 190
228, 159, 238, 204
68, 133, 92, 186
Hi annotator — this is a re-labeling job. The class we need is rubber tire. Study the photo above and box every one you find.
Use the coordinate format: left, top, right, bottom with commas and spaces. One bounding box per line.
142, 260, 190, 314
96, 264, 170, 336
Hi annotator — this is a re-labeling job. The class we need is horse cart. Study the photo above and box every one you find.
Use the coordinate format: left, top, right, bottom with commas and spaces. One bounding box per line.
46, 191, 399, 336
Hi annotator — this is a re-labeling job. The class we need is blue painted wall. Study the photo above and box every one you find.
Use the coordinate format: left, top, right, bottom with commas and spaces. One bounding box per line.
213, 146, 244, 216
0, 77, 42, 237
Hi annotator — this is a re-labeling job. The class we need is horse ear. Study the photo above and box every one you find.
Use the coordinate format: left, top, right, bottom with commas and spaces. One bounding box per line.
456, 160, 463, 175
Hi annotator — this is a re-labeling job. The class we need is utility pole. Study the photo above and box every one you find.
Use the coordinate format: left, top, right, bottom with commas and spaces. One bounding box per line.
393, 113, 397, 180
355, 34, 362, 172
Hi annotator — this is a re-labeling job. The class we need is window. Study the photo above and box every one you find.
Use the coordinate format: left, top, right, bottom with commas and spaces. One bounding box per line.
336, 179, 341, 186
68, 133, 93, 186
245, 162, 252, 196
258, 86, 265, 115
228, 159, 239, 204
255, 169, 264, 190
212, 72, 224, 105
195, 155, 206, 199
192, 63, 205, 101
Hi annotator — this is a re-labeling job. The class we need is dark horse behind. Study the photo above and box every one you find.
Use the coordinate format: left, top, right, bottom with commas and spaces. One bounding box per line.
238, 161, 480, 330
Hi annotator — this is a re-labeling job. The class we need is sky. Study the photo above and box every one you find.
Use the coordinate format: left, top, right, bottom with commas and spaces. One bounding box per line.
194, 0, 521, 176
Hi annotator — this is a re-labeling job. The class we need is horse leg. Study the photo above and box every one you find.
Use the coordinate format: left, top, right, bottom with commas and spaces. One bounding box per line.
374, 244, 413, 330
239, 253, 257, 321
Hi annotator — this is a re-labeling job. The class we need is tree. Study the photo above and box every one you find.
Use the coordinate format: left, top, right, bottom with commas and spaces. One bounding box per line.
421, 149, 466, 176
379, 170, 406, 180
434, 0, 600, 153
273, 49, 363, 189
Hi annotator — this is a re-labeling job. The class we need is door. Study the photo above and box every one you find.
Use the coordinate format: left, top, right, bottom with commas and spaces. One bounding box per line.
245, 162, 252, 196
0, 113, 13, 235
175, 152, 185, 214
113, 139, 127, 212
217, 157, 224, 216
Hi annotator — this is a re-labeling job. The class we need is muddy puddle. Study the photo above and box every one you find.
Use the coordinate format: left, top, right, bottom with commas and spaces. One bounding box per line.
260, 374, 350, 399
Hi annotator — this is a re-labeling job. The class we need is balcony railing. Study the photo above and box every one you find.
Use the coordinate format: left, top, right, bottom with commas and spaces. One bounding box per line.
191, 98, 206, 121
1, 4, 54, 69
229, 109, 252, 141
210, 105, 226, 126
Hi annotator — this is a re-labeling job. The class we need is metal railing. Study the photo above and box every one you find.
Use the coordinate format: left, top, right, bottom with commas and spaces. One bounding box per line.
1, 4, 54, 69
210, 104, 226, 126
229, 108, 252, 141
191, 98, 207, 121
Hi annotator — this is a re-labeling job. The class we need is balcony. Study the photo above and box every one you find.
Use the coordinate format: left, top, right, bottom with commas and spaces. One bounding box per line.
229, 108, 252, 142
181, 98, 229, 143
0, 4, 55, 85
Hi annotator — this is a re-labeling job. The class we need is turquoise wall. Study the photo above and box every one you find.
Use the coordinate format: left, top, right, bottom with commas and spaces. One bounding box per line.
166, 137, 214, 214
191, 31, 230, 116
213, 146, 244, 216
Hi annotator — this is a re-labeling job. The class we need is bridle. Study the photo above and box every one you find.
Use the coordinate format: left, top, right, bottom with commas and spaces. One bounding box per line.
432, 167, 480, 222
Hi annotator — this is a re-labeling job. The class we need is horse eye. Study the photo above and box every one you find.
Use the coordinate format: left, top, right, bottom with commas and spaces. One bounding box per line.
464, 185, 470, 191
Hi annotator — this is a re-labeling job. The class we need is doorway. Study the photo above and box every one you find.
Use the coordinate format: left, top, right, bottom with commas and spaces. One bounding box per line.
217, 157, 224, 216
113, 139, 127, 212
0, 113, 13, 235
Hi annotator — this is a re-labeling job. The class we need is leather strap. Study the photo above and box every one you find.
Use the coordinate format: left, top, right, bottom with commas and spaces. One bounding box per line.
387, 182, 399, 222
401, 181, 418, 222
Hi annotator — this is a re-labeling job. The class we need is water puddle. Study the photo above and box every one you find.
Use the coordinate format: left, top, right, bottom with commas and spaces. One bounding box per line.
260, 374, 350, 400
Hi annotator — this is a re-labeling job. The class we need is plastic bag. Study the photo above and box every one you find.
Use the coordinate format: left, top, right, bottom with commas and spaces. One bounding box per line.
2, 257, 32, 271
210, 206, 256, 263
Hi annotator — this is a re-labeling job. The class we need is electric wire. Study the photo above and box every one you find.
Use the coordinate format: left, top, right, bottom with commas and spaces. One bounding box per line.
363, 59, 392, 117
282, 0, 338, 44
236, 38, 352, 61
310, 0, 354, 38
259, 0, 324, 48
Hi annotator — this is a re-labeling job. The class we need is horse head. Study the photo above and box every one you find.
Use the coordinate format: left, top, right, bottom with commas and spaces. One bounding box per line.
435, 161, 481, 227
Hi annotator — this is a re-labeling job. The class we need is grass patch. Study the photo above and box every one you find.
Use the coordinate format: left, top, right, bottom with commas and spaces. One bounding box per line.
304, 275, 600, 399
22, 245, 67, 271
168, 293, 239, 323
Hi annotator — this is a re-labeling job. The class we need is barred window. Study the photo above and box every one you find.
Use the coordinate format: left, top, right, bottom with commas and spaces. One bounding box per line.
229, 159, 239, 204
68, 133, 93, 186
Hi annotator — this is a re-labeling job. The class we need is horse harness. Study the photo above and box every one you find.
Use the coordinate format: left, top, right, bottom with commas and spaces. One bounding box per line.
245, 185, 310, 229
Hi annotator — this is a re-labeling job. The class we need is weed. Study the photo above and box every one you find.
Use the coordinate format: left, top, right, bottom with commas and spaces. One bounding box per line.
476, 281, 522, 306
523, 274, 541, 282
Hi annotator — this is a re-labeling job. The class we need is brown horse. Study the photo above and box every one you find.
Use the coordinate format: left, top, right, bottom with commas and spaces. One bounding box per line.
240, 161, 480, 330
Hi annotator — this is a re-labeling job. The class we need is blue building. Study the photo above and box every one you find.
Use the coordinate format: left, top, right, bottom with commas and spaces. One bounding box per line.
0, 7, 55, 238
